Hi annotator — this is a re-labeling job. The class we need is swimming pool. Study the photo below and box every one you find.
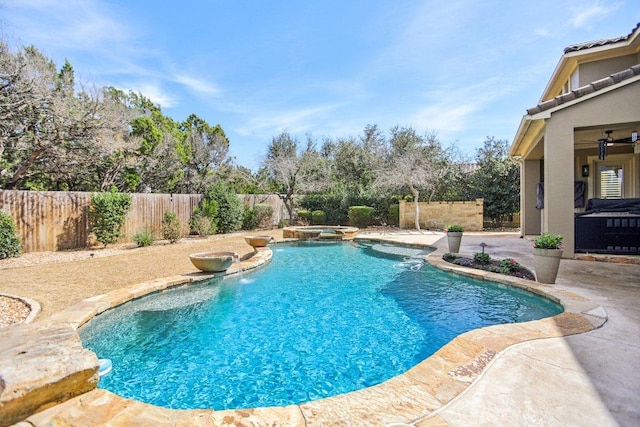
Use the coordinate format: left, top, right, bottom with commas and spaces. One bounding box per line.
80, 241, 562, 410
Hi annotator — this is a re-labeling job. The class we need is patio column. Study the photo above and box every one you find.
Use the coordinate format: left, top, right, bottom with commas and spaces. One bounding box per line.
521, 159, 542, 236
544, 121, 575, 257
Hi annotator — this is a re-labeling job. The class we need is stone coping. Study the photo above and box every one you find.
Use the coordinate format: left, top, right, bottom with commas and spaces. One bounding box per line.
44, 247, 273, 331
20, 241, 607, 426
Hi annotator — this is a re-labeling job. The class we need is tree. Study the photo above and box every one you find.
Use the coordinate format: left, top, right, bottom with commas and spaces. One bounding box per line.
262, 131, 325, 223
0, 41, 232, 194
203, 182, 243, 233
0, 45, 138, 191
178, 114, 230, 193
118, 89, 184, 193
375, 127, 452, 230
471, 137, 520, 227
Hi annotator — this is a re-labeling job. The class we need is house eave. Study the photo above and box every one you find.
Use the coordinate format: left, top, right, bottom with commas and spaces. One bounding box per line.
530, 73, 640, 120
539, 25, 640, 103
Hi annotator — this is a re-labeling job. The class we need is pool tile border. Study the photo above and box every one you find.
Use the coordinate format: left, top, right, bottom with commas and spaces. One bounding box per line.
23, 242, 607, 426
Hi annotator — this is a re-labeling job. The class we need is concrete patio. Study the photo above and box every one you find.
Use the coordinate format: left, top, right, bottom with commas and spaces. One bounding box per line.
365, 230, 640, 426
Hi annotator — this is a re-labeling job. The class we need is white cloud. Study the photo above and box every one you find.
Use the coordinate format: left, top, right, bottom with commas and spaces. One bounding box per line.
409, 75, 514, 132
534, 27, 551, 38
234, 104, 340, 138
570, 1, 621, 29
409, 102, 478, 134
5, 0, 133, 51
173, 74, 221, 96
127, 83, 177, 109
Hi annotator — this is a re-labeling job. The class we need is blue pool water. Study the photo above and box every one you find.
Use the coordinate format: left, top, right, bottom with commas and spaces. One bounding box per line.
80, 241, 562, 410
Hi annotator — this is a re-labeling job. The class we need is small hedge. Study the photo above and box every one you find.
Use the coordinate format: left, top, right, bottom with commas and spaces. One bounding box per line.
133, 229, 154, 247
311, 210, 326, 225
255, 203, 274, 228
0, 211, 21, 259
190, 197, 219, 236
242, 206, 257, 230
89, 189, 132, 247
348, 206, 374, 227
388, 204, 399, 226
297, 210, 312, 223
162, 212, 182, 243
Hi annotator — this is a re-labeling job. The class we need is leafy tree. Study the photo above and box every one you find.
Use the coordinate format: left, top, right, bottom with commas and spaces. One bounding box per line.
322, 124, 385, 196
262, 131, 326, 223
375, 127, 452, 230
0, 41, 231, 194
88, 189, 132, 246
0, 45, 137, 191
470, 137, 520, 226
203, 182, 243, 233
116, 89, 184, 193
178, 114, 230, 193
227, 165, 269, 194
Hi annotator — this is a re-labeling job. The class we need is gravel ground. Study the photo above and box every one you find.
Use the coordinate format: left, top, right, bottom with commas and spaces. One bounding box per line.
0, 295, 31, 327
0, 230, 283, 326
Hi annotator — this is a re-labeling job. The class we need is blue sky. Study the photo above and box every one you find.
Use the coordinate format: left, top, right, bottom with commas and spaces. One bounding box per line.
1, 1, 638, 170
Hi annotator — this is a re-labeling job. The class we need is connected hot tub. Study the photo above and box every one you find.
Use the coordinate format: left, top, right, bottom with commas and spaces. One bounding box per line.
282, 225, 359, 240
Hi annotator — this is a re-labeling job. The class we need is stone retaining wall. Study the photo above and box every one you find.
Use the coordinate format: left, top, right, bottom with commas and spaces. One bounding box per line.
399, 199, 484, 231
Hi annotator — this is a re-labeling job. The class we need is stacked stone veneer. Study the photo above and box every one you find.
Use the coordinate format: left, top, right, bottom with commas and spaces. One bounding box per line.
399, 199, 484, 231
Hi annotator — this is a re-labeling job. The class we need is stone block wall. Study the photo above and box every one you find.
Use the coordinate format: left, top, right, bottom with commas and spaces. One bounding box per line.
399, 199, 484, 231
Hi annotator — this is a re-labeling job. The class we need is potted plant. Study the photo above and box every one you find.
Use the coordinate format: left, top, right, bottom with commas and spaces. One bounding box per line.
532, 232, 563, 284
446, 224, 464, 253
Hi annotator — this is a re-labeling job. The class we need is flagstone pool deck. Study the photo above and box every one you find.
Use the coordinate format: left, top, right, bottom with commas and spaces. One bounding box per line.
3, 230, 639, 426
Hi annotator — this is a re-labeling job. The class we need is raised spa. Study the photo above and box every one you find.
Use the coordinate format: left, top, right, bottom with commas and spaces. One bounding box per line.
282, 225, 358, 240
80, 241, 562, 411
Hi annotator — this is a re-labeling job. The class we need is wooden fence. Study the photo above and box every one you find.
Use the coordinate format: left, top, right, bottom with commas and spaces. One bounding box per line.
0, 190, 287, 253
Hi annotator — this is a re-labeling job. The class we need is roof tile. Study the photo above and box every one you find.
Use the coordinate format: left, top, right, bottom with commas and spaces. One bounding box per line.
564, 22, 639, 53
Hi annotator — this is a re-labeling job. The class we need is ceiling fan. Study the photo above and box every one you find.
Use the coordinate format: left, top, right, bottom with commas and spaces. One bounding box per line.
597, 130, 636, 160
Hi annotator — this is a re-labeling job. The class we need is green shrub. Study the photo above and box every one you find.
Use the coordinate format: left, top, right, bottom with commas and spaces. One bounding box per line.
255, 203, 274, 228
532, 232, 563, 249
348, 206, 375, 227
388, 204, 399, 226
311, 210, 326, 225
190, 197, 219, 236
89, 189, 132, 247
300, 193, 347, 225
133, 229, 154, 247
162, 212, 182, 243
498, 258, 520, 274
297, 209, 312, 223
0, 211, 21, 259
446, 224, 464, 232
442, 252, 456, 262
473, 251, 491, 264
242, 206, 259, 230
190, 212, 216, 236
204, 182, 243, 233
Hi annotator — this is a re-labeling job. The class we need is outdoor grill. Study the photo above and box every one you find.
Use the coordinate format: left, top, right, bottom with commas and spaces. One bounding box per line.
575, 198, 640, 255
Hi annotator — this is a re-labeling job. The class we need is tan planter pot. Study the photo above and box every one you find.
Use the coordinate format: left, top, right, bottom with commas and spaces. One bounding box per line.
447, 232, 463, 253
244, 235, 273, 248
189, 251, 238, 272
533, 248, 563, 284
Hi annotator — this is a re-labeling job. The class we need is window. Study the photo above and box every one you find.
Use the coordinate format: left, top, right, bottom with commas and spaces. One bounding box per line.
597, 164, 623, 199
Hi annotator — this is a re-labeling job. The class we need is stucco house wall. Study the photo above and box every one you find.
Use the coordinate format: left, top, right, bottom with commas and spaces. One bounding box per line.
511, 23, 640, 257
